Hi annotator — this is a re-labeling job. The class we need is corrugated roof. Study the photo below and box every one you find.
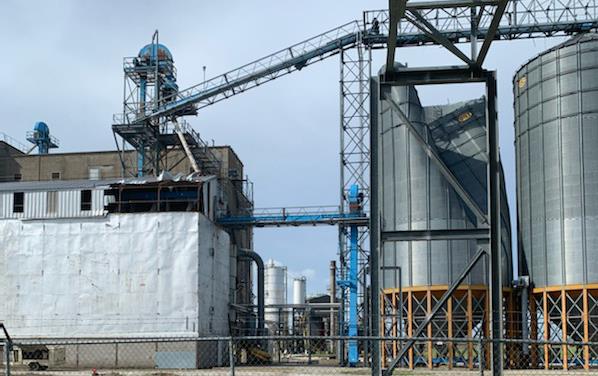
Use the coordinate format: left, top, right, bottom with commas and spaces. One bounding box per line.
0, 174, 216, 192
0, 179, 120, 192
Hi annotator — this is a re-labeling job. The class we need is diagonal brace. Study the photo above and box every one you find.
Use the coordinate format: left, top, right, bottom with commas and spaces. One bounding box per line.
383, 247, 487, 375
406, 10, 475, 66
384, 93, 488, 224
386, 0, 408, 76
476, 0, 509, 66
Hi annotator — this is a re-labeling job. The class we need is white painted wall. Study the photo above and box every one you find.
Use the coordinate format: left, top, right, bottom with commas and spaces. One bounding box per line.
0, 212, 231, 338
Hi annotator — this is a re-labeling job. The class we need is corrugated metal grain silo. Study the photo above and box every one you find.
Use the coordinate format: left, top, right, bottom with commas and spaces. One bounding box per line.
375, 73, 513, 368
514, 33, 598, 368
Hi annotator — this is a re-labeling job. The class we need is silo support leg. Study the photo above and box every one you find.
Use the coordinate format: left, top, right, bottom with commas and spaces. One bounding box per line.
562, 289, 568, 370
584, 288, 589, 370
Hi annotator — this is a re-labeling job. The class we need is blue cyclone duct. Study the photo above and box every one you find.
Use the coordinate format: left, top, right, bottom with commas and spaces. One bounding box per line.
26, 121, 59, 154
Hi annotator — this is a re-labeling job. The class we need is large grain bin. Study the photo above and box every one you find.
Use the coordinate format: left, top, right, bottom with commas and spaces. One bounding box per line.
374, 72, 513, 368
514, 33, 598, 368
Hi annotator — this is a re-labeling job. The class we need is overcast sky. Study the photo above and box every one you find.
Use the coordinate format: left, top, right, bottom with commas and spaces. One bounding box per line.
0, 1, 567, 297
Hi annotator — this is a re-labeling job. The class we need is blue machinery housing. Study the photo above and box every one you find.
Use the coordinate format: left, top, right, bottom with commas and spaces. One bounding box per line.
26, 122, 59, 154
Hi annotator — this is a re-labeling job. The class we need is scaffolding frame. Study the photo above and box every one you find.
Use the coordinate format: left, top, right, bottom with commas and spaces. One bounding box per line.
339, 40, 372, 364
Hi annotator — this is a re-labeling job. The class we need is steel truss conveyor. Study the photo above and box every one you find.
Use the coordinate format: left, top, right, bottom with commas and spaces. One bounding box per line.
114, 0, 598, 126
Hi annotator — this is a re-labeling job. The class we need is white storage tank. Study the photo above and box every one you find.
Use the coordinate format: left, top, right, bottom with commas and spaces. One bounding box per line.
292, 277, 307, 305
264, 259, 287, 333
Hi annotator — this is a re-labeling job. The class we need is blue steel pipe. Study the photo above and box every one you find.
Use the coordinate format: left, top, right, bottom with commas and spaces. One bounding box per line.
337, 184, 361, 366
137, 78, 147, 177
348, 223, 359, 365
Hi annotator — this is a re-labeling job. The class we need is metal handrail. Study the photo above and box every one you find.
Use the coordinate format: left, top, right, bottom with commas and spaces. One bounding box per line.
0, 133, 28, 153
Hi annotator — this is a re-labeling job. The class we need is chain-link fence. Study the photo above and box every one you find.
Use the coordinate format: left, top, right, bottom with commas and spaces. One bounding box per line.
5, 336, 598, 375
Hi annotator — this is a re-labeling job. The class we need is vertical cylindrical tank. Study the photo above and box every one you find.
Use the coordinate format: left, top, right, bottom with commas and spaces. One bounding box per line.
292, 277, 307, 305
264, 259, 287, 333
515, 33, 598, 288
377, 79, 513, 289
514, 33, 598, 368
374, 69, 514, 368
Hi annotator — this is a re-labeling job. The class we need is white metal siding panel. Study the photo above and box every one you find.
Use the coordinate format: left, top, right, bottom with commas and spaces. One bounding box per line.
92, 189, 104, 212
0, 189, 105, 220
0, 193, 10, 218
0, 212, 230, 338
25, 191, 46, 218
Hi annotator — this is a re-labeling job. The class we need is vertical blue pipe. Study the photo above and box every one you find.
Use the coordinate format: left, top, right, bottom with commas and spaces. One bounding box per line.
347, 184, 360, 366
138, 78, 147, 177
38, 142, 49, 155
140, 78, 147, 113
337, 184, 361, 366
348, 223, 359, 366
137, 146, 145, 177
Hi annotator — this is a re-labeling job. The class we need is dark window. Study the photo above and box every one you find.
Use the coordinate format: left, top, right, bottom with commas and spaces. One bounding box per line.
80, 190, 92, 211
13, 173, 21, 181
13, 192, 24, 213
51, 172, 61, 180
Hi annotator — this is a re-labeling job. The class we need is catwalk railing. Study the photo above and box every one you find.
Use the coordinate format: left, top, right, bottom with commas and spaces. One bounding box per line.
0, 133, 28, 154
216, 205, 368, 227
5, 335, 598, 375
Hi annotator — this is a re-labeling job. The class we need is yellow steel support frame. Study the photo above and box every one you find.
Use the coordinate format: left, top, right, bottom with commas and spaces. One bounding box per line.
392, 292, 397, 358
584, 288, 589, 370
531, 286, 598, 370
562, 289, 568, 370
448, 296, 453, 369
530, 295, 538, 368
467, 288, 473, 370
382, 286, 518, 370
485, 289, 490, 368
543, 290, 549, 370
381, 293, 386, 369
427, 290, 433, 369
408, 290, 413, 369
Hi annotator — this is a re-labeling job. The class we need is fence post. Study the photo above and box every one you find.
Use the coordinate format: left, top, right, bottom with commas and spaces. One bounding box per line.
228, 337, 235, 376
478, 336, 484, 376
4, 339, 11, 376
